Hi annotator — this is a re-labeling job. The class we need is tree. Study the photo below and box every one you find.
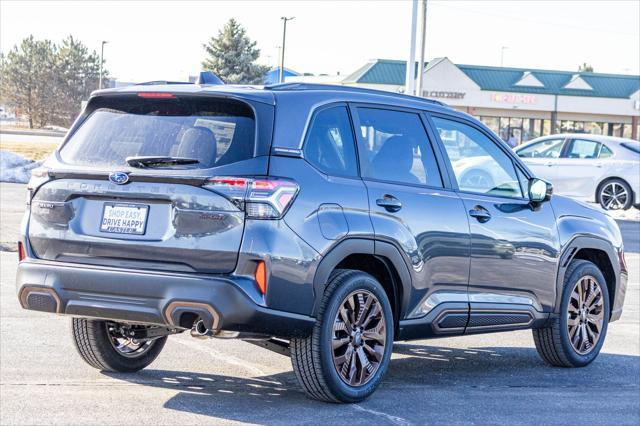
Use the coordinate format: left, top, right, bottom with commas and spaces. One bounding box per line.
202, 18, 270, 84
1, 36, 57, 128
0, 35, 106, 128
578, 63, 594, 73
55, 35, 103, 126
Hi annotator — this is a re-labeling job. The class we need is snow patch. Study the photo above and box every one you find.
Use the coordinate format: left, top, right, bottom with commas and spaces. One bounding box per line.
0, 150, 42, 183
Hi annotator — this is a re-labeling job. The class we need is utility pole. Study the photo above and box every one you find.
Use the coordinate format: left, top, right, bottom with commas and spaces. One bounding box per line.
500, 46, 508, 67
279, 17, 294, 83
99, 41, 108, 89
405, 0, 418, 95
415, 0, 428, 97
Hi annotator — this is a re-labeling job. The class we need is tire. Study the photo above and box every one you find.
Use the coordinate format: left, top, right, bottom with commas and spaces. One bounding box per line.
533, 260, 610, 367
290, 270, 394, 403
460, 169, 494, 191
597, 178, 633, 210
71, 318, 167, 372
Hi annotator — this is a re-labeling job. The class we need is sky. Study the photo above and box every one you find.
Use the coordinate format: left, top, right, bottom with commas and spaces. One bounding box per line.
1, 0, 639, 83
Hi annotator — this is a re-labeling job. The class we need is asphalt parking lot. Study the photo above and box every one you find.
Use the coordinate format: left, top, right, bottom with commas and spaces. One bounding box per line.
1, 182, 638, 425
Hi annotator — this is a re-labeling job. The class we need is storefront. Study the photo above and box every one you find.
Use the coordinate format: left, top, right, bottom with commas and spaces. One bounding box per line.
341, 58, 640, 144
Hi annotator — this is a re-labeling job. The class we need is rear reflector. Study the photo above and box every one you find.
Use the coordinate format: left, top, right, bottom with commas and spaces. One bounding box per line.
137, 92, 176, 99
255, 261, 267, 295
18, 242, 26, 262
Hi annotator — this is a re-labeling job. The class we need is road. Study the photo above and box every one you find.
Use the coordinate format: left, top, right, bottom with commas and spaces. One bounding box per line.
0, 182, 639, 425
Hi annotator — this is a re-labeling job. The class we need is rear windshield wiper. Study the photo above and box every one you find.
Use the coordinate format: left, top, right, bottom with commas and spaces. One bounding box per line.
126, 156, 200, 168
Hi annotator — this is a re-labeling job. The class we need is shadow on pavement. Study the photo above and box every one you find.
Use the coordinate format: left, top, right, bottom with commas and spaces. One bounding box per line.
104, 343, 640, 423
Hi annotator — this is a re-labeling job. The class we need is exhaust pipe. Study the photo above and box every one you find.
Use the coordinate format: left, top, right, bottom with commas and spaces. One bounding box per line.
190, 318, 239, 339
190, 319, 212, 339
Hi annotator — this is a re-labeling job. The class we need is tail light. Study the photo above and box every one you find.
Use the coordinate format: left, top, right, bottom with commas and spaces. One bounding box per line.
204, 177, 299, 219
18, 242, 26, 262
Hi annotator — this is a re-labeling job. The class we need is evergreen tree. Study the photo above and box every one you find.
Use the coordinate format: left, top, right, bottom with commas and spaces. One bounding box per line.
1, 36, 57, 128
55, 35, 103, 125
202, 18, 270, 84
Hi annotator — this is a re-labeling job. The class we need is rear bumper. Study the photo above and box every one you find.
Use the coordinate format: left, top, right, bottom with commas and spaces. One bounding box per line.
16, 260, 314, 338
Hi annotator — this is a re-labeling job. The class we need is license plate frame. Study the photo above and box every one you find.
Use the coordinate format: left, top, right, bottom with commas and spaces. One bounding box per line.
100, 203, 149, 235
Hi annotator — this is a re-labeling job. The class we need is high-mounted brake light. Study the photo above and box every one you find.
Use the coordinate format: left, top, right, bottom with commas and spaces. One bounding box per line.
203, 176, 299, 219
137, 92, 176, 99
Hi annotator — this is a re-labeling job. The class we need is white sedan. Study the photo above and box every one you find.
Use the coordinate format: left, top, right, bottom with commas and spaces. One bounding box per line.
515, 134, 640, 210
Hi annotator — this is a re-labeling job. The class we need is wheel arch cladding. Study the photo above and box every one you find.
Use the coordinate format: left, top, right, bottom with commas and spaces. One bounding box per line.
311, 238, 411, 326
557, 236, 619, 320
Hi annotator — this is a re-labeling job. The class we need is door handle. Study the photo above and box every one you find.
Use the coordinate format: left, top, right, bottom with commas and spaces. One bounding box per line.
376, 195, 402, 212
469, 206, 491, 223
545, 162, 554, 167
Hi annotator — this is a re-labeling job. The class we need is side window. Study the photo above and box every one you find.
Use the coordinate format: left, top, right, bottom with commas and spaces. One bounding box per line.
303, 106, 358, 177
599, 144, 613, 158
564, 139, 600, 159
356, 108, 443, 187
432, 116, 523, 198
516, 138, 564, 158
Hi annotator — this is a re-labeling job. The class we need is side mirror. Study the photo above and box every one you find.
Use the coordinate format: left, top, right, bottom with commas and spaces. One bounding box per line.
529, 178, 553, 203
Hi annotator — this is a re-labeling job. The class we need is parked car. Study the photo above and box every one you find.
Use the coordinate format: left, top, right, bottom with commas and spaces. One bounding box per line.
17, 82, 627, 403
515, 134, 640, 210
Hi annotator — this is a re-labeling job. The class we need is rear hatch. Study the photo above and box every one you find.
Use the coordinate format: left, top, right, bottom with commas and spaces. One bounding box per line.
28, 91, 273, 273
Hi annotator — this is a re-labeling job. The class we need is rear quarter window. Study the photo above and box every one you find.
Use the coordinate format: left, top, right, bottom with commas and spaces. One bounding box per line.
59, 95, 256, 169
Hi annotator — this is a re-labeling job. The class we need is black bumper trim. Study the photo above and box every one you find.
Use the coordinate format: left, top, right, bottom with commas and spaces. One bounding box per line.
16, 261, 315, 338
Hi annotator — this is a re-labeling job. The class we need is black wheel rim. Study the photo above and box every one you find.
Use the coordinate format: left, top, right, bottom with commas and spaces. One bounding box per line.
106, 322, 155, 358
567, 276, 604, 355
331, 290, 386, 387
600, 182, 628, 210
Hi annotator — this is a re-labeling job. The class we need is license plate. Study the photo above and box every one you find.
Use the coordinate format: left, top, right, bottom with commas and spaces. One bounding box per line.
100, 203, 149, 235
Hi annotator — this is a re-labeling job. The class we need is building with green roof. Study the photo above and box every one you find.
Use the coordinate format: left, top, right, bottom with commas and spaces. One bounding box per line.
342, 58, 640, 142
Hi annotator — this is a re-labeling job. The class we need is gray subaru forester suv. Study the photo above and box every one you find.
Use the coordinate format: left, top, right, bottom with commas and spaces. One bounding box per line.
17, 82, 628, 403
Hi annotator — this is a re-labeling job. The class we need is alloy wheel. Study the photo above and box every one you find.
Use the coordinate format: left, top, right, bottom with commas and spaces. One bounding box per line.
331, 290, 386, 386
106, 322, 155, 358
567, 276, 605, 355
600, 182, 628, 210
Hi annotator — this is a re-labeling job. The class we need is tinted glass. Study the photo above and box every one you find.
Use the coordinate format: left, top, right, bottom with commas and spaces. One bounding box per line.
60, 96, 255, 169
599, 145, 614, 158
356, 108, 442, 187
304, 106, 358, 177
432, 116, 523, 198
621, 141, 640, 154
516, 139, 564, 158
565, 139, 600, 159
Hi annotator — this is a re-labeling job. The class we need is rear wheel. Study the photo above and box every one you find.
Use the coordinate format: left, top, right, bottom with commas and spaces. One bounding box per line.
290, 270, 394, 403
71, 319, 167, 372
597, 178, 633, 210
533, 260, 609, 367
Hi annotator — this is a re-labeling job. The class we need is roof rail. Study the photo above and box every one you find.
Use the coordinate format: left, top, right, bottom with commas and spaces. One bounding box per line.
264, 82, 446, 106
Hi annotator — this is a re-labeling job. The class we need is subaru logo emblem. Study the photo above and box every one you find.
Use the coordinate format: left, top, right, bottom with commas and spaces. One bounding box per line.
109, 172, 129, 185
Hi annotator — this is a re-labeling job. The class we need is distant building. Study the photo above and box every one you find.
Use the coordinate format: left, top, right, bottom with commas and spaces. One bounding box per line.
264, 67, 300, 85
343, 58, 640, 142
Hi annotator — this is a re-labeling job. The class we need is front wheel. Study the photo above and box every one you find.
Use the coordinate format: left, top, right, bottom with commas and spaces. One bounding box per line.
533, 260, 610, 367
291, 270, 394, 403
71, 319, 167, 372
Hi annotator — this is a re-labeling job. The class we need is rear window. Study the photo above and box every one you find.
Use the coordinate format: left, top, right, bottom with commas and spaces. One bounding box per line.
60, 95, 256, 169
621, 141, 640, 154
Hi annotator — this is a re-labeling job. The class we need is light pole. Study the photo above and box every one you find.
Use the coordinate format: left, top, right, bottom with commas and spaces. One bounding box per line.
405, 0, 418, 96
279, 17, 294, 83
500, 46, 508, 67
415, 0, 428, 97
99, 41, 108, 89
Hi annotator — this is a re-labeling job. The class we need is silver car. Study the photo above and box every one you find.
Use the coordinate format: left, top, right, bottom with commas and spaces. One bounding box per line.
516, 134, 640, 210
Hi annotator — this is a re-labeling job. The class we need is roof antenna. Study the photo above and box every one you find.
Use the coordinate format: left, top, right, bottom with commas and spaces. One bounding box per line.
197, 71, 224, 85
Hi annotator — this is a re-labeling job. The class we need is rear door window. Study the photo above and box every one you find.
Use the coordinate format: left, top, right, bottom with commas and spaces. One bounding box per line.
303, 106, 358, 177
563, 139, 600, 159
356, 108, 443, 187
60, 96, 256, 169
